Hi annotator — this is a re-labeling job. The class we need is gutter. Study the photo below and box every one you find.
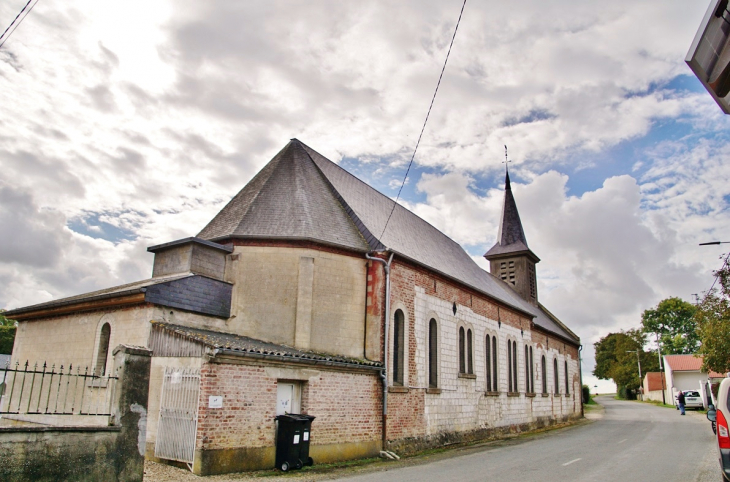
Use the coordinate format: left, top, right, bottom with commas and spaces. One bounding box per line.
579, 344, 584, 419
365, 251, 394, 450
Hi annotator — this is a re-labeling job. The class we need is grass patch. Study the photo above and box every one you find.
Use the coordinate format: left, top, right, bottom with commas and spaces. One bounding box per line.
638, 399, 676, 409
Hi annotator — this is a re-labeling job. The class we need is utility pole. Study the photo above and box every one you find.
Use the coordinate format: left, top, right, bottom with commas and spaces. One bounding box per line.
656, 334, 666, 404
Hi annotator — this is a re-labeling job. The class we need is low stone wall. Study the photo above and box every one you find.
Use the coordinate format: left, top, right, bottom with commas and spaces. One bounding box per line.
386, 413, 581, 455
0, 345, 151, 482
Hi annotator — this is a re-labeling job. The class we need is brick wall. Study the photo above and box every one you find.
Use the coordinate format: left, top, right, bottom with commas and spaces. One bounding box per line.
383, 259, 581, 449
195, 361, 381, 452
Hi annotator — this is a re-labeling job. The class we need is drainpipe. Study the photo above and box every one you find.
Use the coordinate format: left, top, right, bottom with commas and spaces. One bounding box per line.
365, 251, 393, 450
578, 344, 584, 418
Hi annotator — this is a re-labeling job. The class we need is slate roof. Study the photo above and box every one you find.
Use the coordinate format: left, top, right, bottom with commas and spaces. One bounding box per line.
664, 354, 724, 377
5, 273, 232, 319
198, 139, 578, 344
151, 321, 382, 369
484, 171, 539, 261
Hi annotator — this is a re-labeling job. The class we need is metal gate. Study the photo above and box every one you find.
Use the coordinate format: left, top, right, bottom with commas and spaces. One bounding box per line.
154, 367, 200, 465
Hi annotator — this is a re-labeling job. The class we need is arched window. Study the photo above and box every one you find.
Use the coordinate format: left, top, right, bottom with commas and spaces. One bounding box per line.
466, 329, 473, 375
512, 340, 518, 392
564, 360, 570, 395
524, 345, 534, 393
393, 310, 405, 386
95, 323, 111, 376
524, 345, 530, 393
458, 327, 466, 374
541, 355, 547, 394
553, 358, 559, 394
492, 336, 498, 392
507, 340, 513, 392
485, 335, 491, 391
428, 318, 438, 388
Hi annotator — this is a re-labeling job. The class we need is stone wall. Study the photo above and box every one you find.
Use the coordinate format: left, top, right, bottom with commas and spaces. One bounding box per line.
191, 358, 381, 475
0, 345, 152, 482
383, 258, 581, 450
224, 245, 369, 359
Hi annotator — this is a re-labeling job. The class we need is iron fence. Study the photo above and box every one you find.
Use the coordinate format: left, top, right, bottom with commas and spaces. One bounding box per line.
0, 361, 118, 416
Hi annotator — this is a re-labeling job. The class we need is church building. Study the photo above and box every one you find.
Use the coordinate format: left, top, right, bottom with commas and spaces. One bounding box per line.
5, 139, 581, 475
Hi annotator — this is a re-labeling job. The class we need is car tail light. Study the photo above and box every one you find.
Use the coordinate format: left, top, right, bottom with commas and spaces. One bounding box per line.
718, 409, 730, 449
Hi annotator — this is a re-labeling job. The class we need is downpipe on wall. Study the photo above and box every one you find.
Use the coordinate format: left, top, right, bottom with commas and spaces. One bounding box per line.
579, 344, 584, 418
365, 251, 394, 456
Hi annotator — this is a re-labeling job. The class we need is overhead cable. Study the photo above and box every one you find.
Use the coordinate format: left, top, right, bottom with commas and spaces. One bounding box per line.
0, 0, 40, 49
378, 0, 467, 241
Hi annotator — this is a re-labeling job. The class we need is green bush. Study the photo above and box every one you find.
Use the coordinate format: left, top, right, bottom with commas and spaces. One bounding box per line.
0, 325, 16, 354
582, 384, 591, 404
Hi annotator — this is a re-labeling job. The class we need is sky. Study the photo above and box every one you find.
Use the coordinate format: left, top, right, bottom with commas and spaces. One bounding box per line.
2, 0, 730, 393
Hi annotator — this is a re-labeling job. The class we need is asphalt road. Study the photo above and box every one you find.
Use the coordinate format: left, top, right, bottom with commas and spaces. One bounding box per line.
334, 396, 719, 482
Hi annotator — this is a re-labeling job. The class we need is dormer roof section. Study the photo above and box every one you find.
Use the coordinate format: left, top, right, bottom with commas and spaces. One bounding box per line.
484, 171, 540, 262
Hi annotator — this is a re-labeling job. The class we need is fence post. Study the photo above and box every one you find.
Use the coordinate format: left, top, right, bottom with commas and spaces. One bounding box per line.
110, 345, 152, 482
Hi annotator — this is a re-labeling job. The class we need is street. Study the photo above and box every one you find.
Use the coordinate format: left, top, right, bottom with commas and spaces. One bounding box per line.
144, 396, 720, 482
334, 396, 717, 482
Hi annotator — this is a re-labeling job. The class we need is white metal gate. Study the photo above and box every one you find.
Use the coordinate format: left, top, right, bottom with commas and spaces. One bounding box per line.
155, 367, 200, 464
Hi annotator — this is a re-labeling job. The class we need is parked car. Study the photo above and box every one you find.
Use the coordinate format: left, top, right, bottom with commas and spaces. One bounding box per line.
675, 390, 704, 410
706, 378, 730, 482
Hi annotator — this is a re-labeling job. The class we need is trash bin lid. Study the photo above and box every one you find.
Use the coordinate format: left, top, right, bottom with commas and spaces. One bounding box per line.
275, 413, 316, 422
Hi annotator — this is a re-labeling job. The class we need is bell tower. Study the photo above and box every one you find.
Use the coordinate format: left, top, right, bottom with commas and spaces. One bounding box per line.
484, 170, 540, 305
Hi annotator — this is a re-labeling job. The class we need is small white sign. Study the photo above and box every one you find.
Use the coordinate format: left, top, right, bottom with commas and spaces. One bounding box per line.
293, 434, 300, 444
303, 432, 309, 441
209, 396, 223, 408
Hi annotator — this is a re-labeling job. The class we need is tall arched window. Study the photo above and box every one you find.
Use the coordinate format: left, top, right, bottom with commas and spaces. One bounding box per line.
512, 340, 518, 392
524, 345, 530, 393
541, 355, 547, 394
524, 345, 534, 393
428, 318, 438, 388
507, 340, 513, 392
553, 358, 559, 394
466, 329, 473, 375
485, 335, 492, 390
565, 360, 570, 395
95, 323, 111, 376
458, 327, 466, 374
393, 310, 405, 386
492, 336, 498, 392
529, 347, 534, 393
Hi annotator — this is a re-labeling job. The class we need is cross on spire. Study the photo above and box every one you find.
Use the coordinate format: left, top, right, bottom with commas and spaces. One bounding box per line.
503, 145, 511, 173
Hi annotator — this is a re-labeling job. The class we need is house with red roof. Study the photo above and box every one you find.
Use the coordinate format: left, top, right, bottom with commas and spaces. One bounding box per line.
663, 354, 726, 408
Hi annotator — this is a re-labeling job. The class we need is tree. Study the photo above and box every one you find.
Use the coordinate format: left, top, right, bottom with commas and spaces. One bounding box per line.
641, 297, 698, 355
695, 256, 730, 375
0, 309, 16, 355
593, 329, 659, 397
0, 309, 16, 327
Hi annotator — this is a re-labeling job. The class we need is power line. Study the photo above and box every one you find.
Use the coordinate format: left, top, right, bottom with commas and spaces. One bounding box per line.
702, 252, 730, 303
0, 0, 40, 49
379, 0, 467, 241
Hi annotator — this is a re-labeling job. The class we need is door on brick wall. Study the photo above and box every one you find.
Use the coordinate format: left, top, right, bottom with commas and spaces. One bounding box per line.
155, 367, 201, 465
276, 381, 301, 415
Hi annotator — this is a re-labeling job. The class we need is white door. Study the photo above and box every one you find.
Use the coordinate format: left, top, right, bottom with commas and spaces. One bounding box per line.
277, 382, 301, 415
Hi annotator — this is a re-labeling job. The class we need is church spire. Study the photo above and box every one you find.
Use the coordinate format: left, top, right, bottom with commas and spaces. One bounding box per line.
485, 159, 540, 305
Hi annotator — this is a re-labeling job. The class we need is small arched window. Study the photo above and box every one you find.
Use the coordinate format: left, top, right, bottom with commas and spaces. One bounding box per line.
95, 323, 111, 376
553, 358, 559, 394
428, 318, 438, 388
458, 327, 466, 374
393, 310, 405, 386
541, 355, 547, 394
565, 360, 570, 395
